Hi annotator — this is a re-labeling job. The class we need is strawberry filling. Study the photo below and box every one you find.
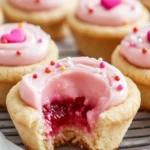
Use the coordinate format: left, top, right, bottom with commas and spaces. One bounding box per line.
42, 96, 95, 136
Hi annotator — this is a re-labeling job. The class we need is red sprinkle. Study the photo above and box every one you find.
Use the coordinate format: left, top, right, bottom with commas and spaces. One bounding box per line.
45, 67, 51, 73
1, 39, 8, 44
50, 61, 55, 66
33, 74, 37, 79
35, 0, 40, 3
16, 50, 21, 55
88, 8, 94, 14
133, 27, 138, 33
117, 85, 123, 91
114, 76, 120, 81
142, 48, 147, 54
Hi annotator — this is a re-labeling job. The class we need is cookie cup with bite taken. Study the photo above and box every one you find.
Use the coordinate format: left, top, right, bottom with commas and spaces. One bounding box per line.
7, 57, 140, 150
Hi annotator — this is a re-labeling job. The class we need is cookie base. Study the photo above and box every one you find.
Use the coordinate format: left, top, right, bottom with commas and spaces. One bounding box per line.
0, 40, 58, 107
68, 8, 149, 62
0, 83, 14, 107
140, 0, 150, 11
112, 46, 150, 111
6, 78, 140, 150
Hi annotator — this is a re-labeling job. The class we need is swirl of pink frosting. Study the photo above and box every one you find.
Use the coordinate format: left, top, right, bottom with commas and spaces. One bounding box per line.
120, 24, 150, 68
77, 0, 143, 26
8, 0, 63, 11
0, 23, 50, 66
19, 57, 128, 116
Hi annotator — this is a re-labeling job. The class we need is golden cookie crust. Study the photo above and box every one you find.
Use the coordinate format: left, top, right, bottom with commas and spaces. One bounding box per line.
6, 78, 140, 150
68, 7, 149, 62
2, 0, 78, 39
0, 40, 58, 107
0, 7, 4, 24
111, 46, 150, 110
140, 0, 150, 10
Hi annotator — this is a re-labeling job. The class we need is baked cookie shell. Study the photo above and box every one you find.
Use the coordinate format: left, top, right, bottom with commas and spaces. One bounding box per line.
6, 78, 140, 150
140, 0, 150, 11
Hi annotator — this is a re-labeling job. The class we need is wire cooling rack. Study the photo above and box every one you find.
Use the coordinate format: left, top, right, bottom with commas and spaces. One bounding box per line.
0, 36, 150, 150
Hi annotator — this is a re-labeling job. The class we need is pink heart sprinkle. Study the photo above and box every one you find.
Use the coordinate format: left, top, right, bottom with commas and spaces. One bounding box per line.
1, 28, 26, 43
147, 30, 150, 43
101, 0, 122, 10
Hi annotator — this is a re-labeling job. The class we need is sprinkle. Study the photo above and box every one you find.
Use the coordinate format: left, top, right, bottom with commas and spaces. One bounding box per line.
67, 57, 72, 61
33, 74, 37, 79
66, 61, 73, 67
94, 68, 100, 73
35, 0, 40, 3
142, 48, 147, 54
124, 20, 130, 25
1, 39, 7, 44
16, 50, 21, 55
38, 38, 42, 43
45, 67, 51, 73
137, 36, 142, 43
18, 23, 23, 28
131, 5, 135, 10
88, 8, 94, 14
99, 61, 105, 69
61, 66, 66, 71
133, 27, 138, 33
147, 30, 150, 43
129, 42, 136, 47
98, 57, 103, 62
114, 76, 120, 81
50, 61, 55, 66
117, 84, 123, 91
56, 62, 62, 68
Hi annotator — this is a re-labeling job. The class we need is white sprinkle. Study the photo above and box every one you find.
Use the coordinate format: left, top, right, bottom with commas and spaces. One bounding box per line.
113, 72, 118, 76
98, 57, 103, 62
67, 57, 72, 61
37, 26, 41, 30
66, 61, 73, 67
94, 68, 100, 73
137, 36, 142, 43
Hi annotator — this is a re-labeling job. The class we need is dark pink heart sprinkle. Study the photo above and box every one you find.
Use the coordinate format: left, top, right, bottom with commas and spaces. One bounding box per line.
147, 30, 150, 43
1, 28, 26, 43
101, 0, 122, 10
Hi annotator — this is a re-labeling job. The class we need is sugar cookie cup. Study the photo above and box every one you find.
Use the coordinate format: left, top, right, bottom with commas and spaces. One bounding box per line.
0, 23, 58, 107
68, 0, 149, 62
7, 57, 140, 150
0, 7, 4, 24
2, 0, 78, 40
140, 0, 150, 11
112, 24, 150, 110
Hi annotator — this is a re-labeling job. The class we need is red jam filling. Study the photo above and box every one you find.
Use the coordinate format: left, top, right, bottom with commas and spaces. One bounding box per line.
42, 96, 95, 136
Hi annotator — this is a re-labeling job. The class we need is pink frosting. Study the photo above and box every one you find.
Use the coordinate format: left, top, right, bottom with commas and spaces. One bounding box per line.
120, 24, 150, 68
8, 0, 63, 11
0, 23, 50, 66
19, 57, 128, 115
77, 0, 143, 26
